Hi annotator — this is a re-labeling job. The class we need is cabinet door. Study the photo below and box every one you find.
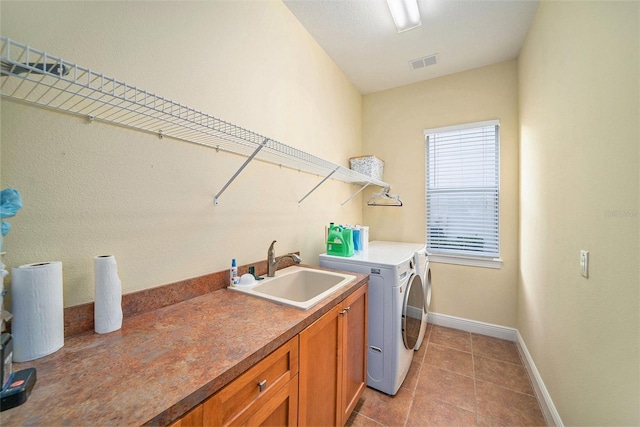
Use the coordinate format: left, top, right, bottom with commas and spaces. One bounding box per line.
340, 285, 368, 426
298, 303, 343, 427
168, 404, 203, 427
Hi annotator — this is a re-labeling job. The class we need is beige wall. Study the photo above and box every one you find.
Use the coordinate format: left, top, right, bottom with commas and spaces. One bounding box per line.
519, 1, 639, 425
0, 1, 363, 307
362, 61, 520, 327
4, 2, 639, 423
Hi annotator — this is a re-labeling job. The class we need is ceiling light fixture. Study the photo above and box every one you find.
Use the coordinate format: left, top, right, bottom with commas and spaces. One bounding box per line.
386, 0, 422, 33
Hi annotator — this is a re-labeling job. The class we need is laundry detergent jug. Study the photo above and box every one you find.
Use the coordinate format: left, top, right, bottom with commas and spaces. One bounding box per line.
326, 224, 354, 257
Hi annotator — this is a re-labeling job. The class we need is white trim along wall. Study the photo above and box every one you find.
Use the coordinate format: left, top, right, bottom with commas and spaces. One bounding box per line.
428, 312, 563, 427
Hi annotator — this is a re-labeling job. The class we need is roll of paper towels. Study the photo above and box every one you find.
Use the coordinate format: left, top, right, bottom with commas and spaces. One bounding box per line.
94, 255, 123, 334
11, 261, 64, 362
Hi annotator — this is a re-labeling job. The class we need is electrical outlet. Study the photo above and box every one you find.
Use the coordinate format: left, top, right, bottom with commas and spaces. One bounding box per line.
580, 250, 589, 278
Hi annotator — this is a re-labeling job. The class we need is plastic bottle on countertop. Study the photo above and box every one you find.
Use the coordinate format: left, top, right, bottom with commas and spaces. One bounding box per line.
327, 224, 354, 257
353, 226, 362, 253
230, 259, 239, 286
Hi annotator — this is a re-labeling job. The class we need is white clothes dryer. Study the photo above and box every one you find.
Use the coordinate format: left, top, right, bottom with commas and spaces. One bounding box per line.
368, 242, 431, 349
319, 241, 428, 395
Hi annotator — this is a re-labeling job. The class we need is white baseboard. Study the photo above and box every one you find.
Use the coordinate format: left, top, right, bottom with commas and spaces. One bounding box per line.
426, 312, 563, 427
406, 305, 423, 320
427, 312, 517, 341
516, 331, 564, 427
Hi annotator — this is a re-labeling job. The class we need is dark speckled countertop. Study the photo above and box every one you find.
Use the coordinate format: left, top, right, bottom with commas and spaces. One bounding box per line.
1, 266, 368, 426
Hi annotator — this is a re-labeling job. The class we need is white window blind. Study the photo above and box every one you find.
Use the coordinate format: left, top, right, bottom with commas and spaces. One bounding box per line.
424, 120, 500, 259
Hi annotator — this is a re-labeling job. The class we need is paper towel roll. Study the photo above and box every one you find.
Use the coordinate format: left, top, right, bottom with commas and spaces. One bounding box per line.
94, 255, 123, 334
11, 261, 64, 362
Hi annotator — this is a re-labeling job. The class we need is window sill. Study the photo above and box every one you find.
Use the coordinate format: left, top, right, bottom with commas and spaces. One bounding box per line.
428, 254, 503, 269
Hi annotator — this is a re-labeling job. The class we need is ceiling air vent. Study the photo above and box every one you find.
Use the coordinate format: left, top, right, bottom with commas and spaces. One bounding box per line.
409, 53, 438, 71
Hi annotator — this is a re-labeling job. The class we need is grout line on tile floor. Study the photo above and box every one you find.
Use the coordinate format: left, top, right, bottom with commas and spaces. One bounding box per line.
403, 330, 426, 426
402, 387, 416, 427
470, 331, 480, 426
475, 353, 525, 366
354, 411, 385, 426
402, 342, 426, 426
476, 379, 538, 398
423, 344, 475, 380
429, 332, 474, 354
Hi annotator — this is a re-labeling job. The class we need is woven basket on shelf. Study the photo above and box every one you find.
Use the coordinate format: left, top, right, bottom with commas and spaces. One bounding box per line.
349, 155, 384, 181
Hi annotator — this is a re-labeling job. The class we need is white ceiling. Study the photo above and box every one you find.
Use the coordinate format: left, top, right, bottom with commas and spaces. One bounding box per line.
283, 0, 539, 94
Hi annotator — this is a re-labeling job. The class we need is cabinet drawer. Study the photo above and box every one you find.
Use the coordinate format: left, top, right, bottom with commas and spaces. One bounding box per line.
203, 336, 299, 426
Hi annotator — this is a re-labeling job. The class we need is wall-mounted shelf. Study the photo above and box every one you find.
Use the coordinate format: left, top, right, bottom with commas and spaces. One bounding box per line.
0, 37, 390, 205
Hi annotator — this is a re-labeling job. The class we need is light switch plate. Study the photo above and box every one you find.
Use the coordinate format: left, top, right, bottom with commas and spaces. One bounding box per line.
580, 250, 589, 278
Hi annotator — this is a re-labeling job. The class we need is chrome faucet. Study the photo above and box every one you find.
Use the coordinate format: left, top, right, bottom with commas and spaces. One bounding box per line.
267, 240, 302, 277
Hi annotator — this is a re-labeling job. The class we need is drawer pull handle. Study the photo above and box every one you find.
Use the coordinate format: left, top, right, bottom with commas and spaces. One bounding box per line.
340, 309, 347, 316
257, 379, 267, 392
345, 306, 351, 312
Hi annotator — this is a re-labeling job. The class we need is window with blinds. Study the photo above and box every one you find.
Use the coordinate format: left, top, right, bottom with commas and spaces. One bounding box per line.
424, 120, 500, 260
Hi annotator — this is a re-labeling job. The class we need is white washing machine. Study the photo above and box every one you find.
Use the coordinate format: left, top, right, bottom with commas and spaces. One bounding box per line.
319, 241, 429, 395
369, 242, 432, 350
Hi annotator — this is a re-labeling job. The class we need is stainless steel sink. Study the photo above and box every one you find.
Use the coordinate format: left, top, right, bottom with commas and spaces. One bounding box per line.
228, 266, 356, 310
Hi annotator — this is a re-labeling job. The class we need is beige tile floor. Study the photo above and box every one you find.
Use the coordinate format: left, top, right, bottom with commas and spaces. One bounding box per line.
347, 324, 547, 426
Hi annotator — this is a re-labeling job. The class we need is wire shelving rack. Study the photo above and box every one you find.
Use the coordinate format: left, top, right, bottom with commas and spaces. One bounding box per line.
0, 37, 389, 205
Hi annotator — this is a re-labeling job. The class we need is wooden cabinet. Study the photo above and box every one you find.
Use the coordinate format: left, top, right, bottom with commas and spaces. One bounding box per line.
298, 303, 342, 426
202, 336, 299, 426
168, 283, 368, 427
298, 285, 368, 426
340, 285, 368, 424
168, 404, 203, 427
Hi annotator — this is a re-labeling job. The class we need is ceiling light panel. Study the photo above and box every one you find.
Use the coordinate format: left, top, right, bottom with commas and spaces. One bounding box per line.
386, 0, 422, 33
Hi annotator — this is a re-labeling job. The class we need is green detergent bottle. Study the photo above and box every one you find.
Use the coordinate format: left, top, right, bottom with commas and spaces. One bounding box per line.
327, 224, 354, 257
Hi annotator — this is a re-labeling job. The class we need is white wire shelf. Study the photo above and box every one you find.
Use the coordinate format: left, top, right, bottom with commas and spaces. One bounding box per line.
0, 37, 390, 204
